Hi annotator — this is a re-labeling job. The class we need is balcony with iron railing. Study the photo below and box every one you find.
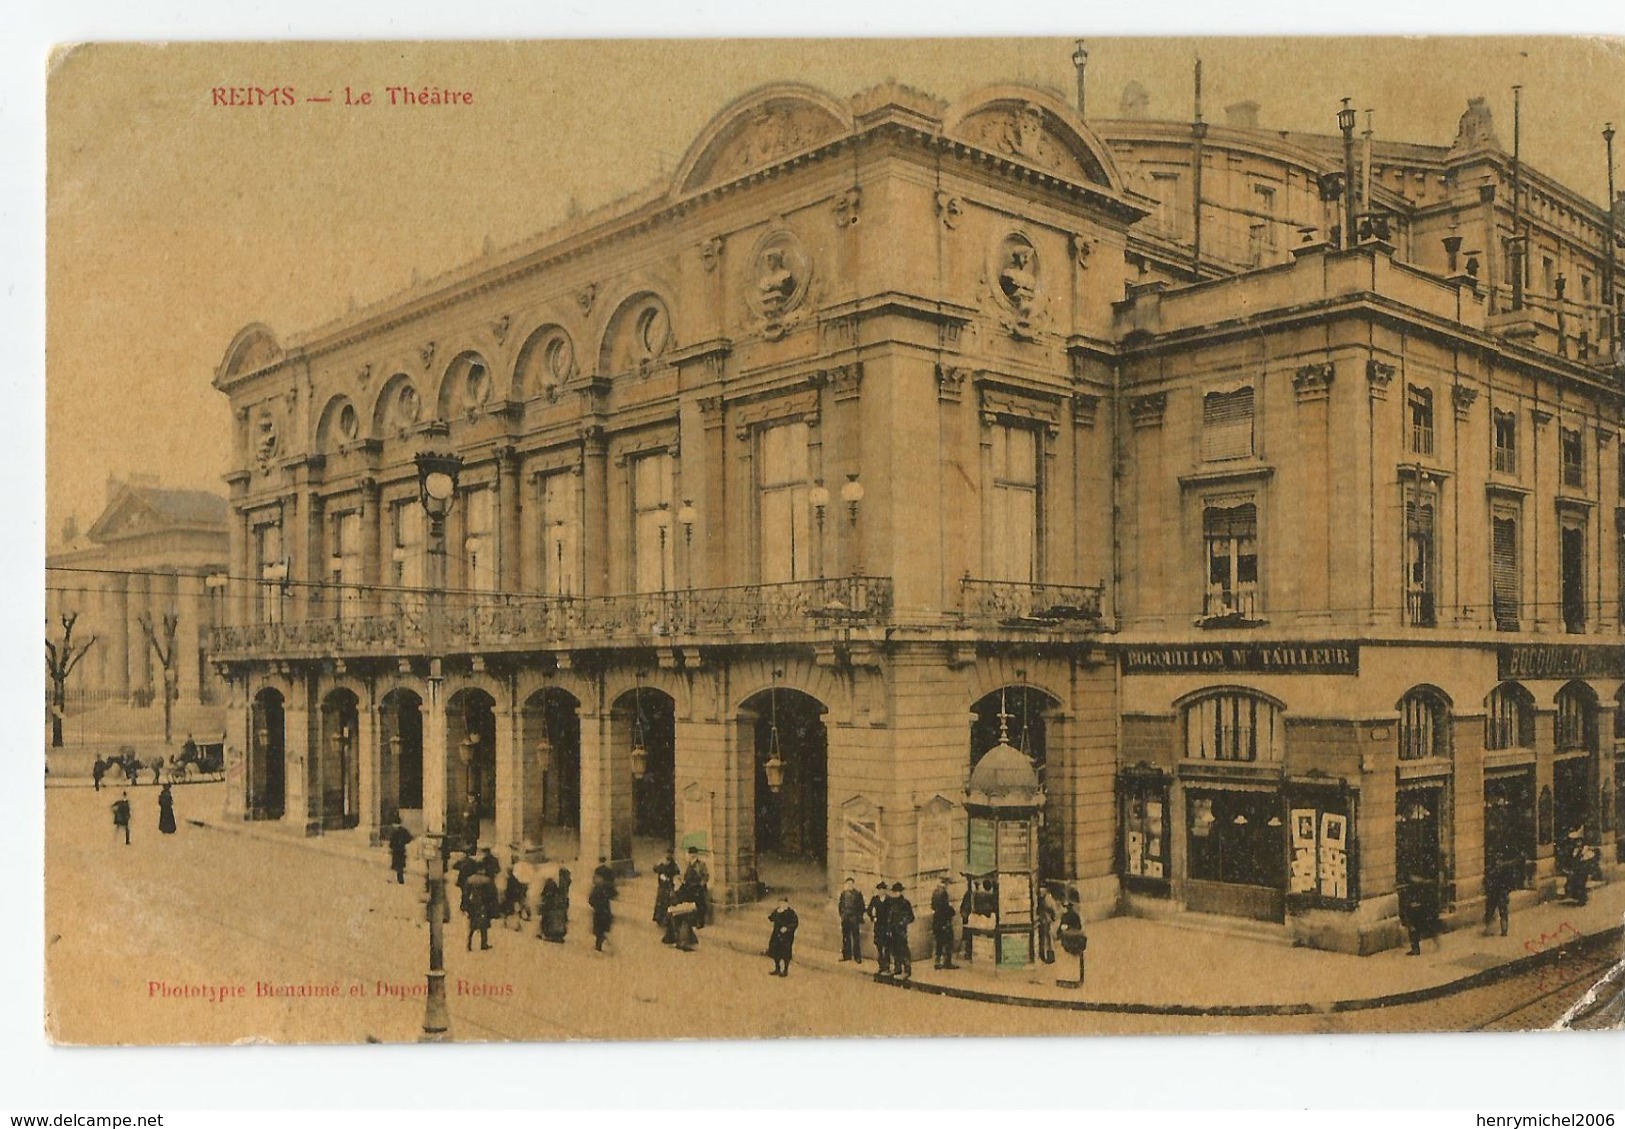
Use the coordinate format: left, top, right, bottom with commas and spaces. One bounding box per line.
210, 574, 1113, 662
1198, 581, 1260, 625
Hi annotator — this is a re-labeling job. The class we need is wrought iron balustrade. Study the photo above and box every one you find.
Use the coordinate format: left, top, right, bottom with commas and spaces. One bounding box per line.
960, 578, 1104, 626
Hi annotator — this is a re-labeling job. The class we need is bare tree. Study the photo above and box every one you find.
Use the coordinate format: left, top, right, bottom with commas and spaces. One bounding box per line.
45, 612, 97, 748
137, 609, 180, 746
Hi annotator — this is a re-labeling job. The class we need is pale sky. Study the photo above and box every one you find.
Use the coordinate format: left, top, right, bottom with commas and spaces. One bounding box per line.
45, 37, 1625, 540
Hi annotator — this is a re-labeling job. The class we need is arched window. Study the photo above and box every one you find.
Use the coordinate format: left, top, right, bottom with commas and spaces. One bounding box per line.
1183, 690, 1282, 763
1398, 687, 1451, 761
1485, 683, 1535, 751
1555, 682, 1597, 752
1612, 685, 1624, 742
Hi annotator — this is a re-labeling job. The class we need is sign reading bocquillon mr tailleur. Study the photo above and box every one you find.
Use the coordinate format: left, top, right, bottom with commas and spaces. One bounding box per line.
1497, 645, 1625, 680
1118, 643, 1360, 675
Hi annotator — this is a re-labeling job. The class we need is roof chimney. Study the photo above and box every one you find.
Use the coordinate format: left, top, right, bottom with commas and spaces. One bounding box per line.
1223, 100, 1260, 129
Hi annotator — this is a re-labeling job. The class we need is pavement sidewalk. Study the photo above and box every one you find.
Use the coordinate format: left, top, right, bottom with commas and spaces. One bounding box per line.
197, 807, 1625, 1015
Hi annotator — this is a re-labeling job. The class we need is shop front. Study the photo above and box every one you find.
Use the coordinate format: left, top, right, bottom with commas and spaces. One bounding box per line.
1183, 781, 1285, 922
1484, 766, 1536, 885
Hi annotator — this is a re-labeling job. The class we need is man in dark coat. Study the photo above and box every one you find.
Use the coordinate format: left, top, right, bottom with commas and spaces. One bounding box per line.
653, 848, 681, 926
589, 872, 614, 952
453, 849, 478, 915
387, 825, 414, 884
867, 882, 892, 976
837, 877, 866, 963
92, 757, 106, 792
683, 847, 711, 927
1482, 853, 1516, 937
463, 863, 498, 952
1398, 872, 1441, 955
157, 783, 177, 835
593, 856, 618, 898
888, 882, 915, 980
111, 791, 131, 845
767, 895, 799, 976
1055, 896, 1087, 988
930, 875, 959, 970
668, 871, 703, 951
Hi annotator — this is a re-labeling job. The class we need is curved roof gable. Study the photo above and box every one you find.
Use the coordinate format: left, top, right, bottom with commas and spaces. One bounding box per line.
214, 323, 283, 388
945, 84, 1125, 193
672, 83, 853, 198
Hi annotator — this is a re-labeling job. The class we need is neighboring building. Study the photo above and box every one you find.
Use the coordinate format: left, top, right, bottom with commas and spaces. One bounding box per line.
207, 77, 1623, 954
47, 475, 231, 727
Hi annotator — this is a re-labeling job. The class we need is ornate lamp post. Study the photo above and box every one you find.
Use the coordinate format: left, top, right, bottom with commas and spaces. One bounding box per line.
413, 440, 461, 1044
1337, 98, 1357, 250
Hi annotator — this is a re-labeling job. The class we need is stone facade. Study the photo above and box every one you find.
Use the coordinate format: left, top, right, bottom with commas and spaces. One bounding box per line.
208, 80, 1624, 952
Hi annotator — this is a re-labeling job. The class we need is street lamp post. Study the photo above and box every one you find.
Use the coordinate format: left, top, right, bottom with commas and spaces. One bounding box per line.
413, 441, 462, 1044
1605, 122, 1617, 361
1337, 98, 1357, 250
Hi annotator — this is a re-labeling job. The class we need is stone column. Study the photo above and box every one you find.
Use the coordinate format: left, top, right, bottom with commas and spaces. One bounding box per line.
492, 682, 519, 851
283, 674, 313, 834
223, 675, 248, 820
359, 681, 381, 843
360, 478, 382, 616
496, 447, 521, 593
422, 678, 449, 837
581, 427, 609, 596
577, 704, 616, 868
674, 714, 755, 907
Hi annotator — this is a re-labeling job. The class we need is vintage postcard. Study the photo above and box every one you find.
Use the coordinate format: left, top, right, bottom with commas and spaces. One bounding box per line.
43, 37, 1625, 1046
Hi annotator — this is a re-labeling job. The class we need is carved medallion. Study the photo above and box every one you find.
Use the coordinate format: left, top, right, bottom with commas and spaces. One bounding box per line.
393, 382, 421, 432
989, 232, 1041, 338
748, 231, 810, 335
254, 406, 280, 473
337, 403, 359, 442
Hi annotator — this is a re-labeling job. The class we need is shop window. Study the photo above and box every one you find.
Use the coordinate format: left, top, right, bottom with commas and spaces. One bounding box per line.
1485, 682, 1535, 750
1555, 683, 1596, 752
1561, 427, 1585, 488
1491, 510, 1520, 630
1201, 387, 1254, 462
1183, 690, 1282, 763
1287, 792, 1356, 908
1202, 499, 1259, 618
1492, 409, 1517, 474
1408, 386, 1434, 456
1186, 788, 1286, 889
758, 420, 813, 584
1398, 687, 1450, 761
1120, 776, 1170, 891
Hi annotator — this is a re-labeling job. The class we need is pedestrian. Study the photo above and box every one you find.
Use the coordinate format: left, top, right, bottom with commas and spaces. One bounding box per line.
502, 854, 533, 928
683, 846, 711, 928
149, 757, 162, 786
111, 791, 132, 846
1055, 894, 1087, 988
464, 864, 497, 952
1482, 854, 1516, 937
888, 882, 915, 980
537, 875, 568, 943
157, 783, 177, 835
387, 824, 414, 885
1565, 841, 1593, 907
1036, 885, 1059, 964
652, 848, 680, 927
558, 865, 573, 926
589, 872, 614, 952
837, 876, 866, 964
453, 848, 478, 916
92, 756, 106, 792
767, 895, 799, 977
867, 882, 892, 976
668, 870, 703, 952
930, 876, 959, 970
593, 856, 618, 898
1398, 872, 1441, 955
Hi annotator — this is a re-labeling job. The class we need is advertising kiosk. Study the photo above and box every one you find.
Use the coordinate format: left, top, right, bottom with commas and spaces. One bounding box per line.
962, 717, 1046, 969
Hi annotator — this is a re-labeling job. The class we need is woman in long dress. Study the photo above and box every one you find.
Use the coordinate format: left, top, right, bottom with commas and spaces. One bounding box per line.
157, 783, 177, 835
537, 877, 568, 943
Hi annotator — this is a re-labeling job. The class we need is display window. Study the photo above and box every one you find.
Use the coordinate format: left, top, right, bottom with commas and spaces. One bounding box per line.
1285, 787, 1357, 910
1120, 774, 1171, 893
1186, 787, 1285, 889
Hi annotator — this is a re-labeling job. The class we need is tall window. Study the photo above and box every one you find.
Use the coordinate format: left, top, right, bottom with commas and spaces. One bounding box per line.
1556, 684, 1595, 751
1408, 386, 1434, 456
461, 487, 494, 592
1486, 683, 1535, 750
254, 522, 284, 626
1184, 691, 1282, 763
1203, 499, 1258, 617
1491, 509, 1520, 631
988, 423, 1040, 583
1150, 171, 1185, 239
757, 421, 813, 584
390, 500, 423, 590
1406, 492, 1437, 627
1398, 688, 1450, 761
1560, 515, 1587, 634
1248, 184, 1278, 265
540, 473, 579, 596
1492, 409, 1517, 474
1202, 386, 1255, 462
631, 452, 674, 594
329, 510, 362, 619
1561, 427, 1585, 488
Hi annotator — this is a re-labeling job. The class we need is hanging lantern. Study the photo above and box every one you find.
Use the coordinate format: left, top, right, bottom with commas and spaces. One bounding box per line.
764, 684, 786, 793
631, 739, 649, 782
630, 678, 649, 781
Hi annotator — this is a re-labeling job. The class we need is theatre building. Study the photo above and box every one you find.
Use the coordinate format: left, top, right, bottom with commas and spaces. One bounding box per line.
208, 75, 1623, 953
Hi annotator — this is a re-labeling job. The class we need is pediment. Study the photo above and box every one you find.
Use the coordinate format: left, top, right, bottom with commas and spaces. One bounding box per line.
677, 89, 849, 196
87, 493, 163, 542
949, 98, 1113, 188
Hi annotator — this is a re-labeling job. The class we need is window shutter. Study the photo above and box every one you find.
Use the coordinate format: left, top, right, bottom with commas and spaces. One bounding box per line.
1202, 388, 1254, 461
1491, 516, 1518, 624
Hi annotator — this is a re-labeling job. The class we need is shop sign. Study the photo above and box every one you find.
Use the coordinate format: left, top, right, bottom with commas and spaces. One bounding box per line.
1119, 642, 1359, 675
1497, 644, 1625, 681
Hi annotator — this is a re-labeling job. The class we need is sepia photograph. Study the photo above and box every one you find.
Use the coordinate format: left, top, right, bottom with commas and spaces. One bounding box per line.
37, 32, 1625, 1060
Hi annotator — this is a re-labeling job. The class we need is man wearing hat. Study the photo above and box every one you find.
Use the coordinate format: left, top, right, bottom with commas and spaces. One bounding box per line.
867, 881, 892, 976
887, 881, 915, 980
930, 875, 960, 970
837, 877, 866, 964
683, 845, 711, 927
766, 894, 799, 977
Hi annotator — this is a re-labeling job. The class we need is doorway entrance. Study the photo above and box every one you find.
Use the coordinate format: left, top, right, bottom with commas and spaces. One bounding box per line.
445, 687, 497, 850
380, 688, 423, 832
249, 688, 286, 821
1484, 768, 1535, 887
745, 686, 828, 895
522, 688, 580, 860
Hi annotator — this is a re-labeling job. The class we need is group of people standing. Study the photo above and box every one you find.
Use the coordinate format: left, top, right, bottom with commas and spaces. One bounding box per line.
831, 878, 917, 979
653, 846, 712, 952
107, 784, 178, 845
